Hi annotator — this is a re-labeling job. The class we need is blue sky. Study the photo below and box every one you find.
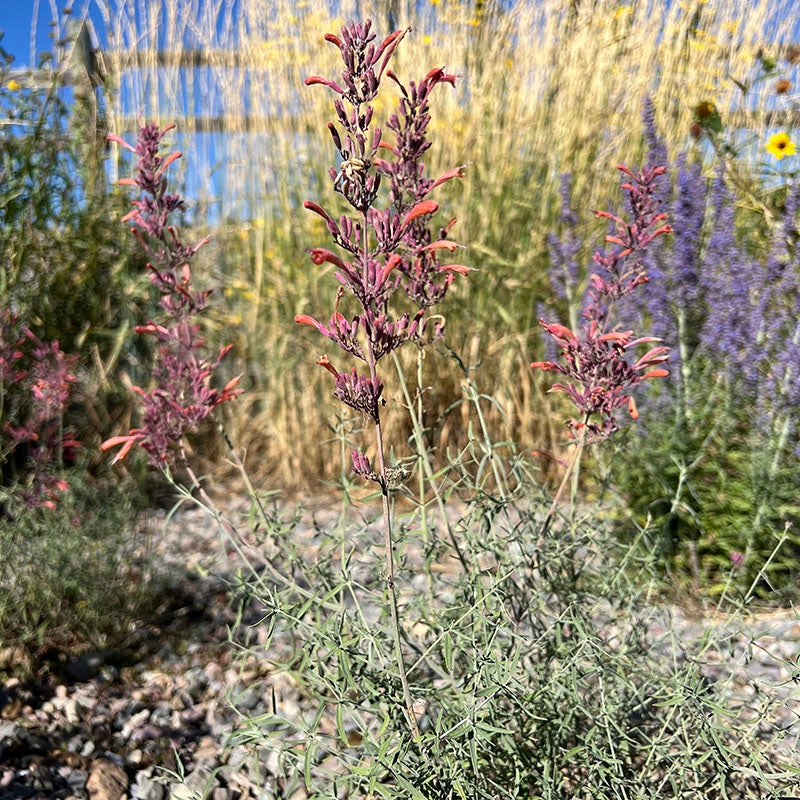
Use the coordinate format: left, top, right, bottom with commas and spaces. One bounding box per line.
1, 3, 105, 68
2, 3, 59, 67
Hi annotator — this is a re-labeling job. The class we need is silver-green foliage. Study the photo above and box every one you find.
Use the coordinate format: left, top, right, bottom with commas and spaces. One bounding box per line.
222, 472, 799, 799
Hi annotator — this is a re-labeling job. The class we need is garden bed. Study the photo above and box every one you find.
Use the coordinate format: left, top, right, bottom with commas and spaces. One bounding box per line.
1, 497, 798, 799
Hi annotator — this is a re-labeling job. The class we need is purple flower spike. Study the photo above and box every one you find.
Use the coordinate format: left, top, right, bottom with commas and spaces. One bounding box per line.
298, 20, 468, 482
533, 163, 672, 441
103, 123, 242, 468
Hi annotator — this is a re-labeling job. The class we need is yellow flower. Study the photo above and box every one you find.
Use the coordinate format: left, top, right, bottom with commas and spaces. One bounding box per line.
6, 79, 21, 91
765, 132, 796, 160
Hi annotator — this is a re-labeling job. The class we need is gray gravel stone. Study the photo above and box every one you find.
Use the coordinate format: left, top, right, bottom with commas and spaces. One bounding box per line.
131, 767, 166, 800
171, 766, 218, 800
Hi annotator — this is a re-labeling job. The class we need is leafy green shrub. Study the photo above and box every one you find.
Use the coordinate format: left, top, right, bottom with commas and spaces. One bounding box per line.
0, 30, 162, 663
218, 484, 798, 799
0, 470, 147, 667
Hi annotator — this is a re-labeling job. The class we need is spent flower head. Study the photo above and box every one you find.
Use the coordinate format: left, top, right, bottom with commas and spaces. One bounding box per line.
775, 78, 792, 95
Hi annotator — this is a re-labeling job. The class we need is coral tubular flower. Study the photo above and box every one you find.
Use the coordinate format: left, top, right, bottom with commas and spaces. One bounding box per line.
400, 200, 438, 230
533, 161, 672, 441
317, 354, 339, 377
309, 248, 346, 268
423, 240, 461, 253
101, 432, 145, 465
103, 122, 241, 467
543, 322, 579, 343
378, 254, 403, 287
438, 264, 472, 276
106, 132, 136, 152
428, 167, 466, 192
304, 75, 345, 94
303, 200, 335, 224
295, 313, 324, 332
765, 132, 796, 159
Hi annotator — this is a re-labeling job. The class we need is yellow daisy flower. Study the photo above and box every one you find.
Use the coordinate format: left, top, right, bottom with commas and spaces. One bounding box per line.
6, 79, 21, 91
765, 132, 796, 159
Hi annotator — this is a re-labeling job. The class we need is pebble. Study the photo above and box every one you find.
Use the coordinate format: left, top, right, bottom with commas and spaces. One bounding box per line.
130, 767, 166, 800
86, 757, 128, 800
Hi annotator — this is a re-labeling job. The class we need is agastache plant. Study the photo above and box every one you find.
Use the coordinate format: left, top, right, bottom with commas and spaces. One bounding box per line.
532, 164, 671, 537
102, 123, 241, 469
297, 20, 466, 738
533, 164, 672, 441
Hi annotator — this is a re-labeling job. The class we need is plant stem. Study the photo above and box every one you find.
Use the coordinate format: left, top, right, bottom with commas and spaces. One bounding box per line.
464, 375, 509, 499
414, 350, 438, 608
373, 413, 420, 738
751, 323, 798, 536
532, 423, 588, 567
360, 213, 420, 739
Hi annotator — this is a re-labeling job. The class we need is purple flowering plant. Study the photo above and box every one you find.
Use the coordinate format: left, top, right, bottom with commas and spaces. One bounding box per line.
296, 20, 467, 737
600, 100, 800, 590
101, 123, 242, 469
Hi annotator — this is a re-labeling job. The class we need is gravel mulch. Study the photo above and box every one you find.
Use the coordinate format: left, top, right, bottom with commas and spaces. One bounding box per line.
1, 499, 798, 799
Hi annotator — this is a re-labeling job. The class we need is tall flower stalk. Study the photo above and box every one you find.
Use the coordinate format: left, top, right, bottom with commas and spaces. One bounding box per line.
101, 123, 242, 471
297, 20, 466, 737
532, 164, 671, 538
